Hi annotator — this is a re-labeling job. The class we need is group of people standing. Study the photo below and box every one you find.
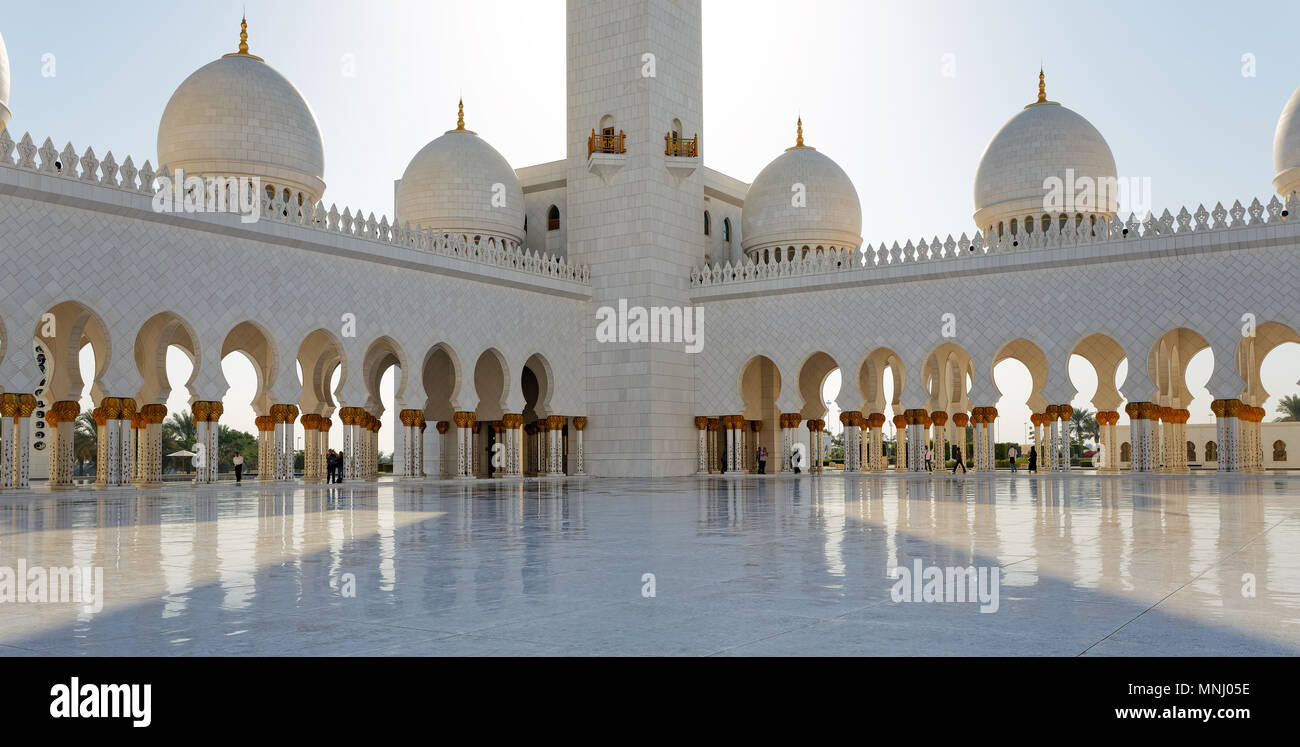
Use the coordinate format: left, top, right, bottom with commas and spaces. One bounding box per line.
730, 438, 1048, 476
325, 450, 345, 483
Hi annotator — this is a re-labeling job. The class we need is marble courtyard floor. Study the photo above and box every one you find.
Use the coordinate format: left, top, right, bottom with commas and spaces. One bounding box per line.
0, 473, 1297, 656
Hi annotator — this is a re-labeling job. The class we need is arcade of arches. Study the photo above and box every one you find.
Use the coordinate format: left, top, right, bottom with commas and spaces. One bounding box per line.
699, 329, 1300, 476
0, 310, 587, 490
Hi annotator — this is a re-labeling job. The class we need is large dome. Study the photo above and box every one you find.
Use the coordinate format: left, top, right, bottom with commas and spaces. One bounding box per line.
1274, 83, 1300, 198
974, 73, 1118, 236
157, 19, 325, 203
395, 102, 524, 243
0, 30, 11, 131
740, 120, 862, 262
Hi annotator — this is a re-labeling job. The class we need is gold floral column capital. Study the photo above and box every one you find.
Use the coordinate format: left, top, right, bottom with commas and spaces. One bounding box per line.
573, 417, 587, 431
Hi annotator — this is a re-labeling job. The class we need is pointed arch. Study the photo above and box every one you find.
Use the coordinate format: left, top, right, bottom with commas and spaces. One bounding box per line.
297, 329, 347, 416
362, 336, 408, 413
37, 301, 111, 403
221, 320, 279, 416
134, 311, 200, 405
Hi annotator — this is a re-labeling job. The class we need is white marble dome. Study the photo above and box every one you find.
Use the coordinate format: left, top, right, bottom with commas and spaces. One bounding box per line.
974, 74, 1118, 235
0, 30, 12, 131
395, 104, 525, 243
741, 122, 862, 261
157, 21, 325, 203
1274, 83, 1300, 198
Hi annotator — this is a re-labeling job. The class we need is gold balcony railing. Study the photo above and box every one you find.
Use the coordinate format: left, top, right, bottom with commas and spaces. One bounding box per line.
588, 129, 626, 157
665, 133, 698, 157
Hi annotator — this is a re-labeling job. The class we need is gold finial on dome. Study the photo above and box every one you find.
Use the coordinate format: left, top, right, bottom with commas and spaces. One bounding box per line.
447, 98, 477, 134
223, 15, 264, 62
785, 116, 814, 151
1025, 68, 1057, 108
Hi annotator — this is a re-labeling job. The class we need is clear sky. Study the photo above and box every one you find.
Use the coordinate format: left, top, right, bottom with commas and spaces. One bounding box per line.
4, 0, 1296, 449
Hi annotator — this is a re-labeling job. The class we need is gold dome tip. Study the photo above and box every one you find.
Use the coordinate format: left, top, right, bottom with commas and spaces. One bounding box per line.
785, 115, 814, 151
447, 98, 477, 134
222, 15, 264, 61
1025, 67, 1058, 108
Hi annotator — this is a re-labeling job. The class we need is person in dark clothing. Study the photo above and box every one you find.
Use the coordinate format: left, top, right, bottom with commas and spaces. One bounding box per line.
951, 448, 966, 474
1028, 446, 1038, 473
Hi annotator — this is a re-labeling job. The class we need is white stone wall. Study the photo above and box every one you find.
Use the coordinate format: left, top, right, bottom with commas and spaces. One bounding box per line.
690, 217, 1300, 423
1117, 422, 1300, 469
0, 165, 589, 447
566, 0, 706, 477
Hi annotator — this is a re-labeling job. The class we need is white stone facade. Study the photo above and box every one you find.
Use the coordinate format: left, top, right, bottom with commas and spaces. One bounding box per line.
0, 1, 1298, 485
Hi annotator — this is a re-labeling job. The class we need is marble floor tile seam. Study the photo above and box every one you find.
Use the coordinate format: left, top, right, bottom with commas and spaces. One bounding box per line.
1074, 515, 1296, 656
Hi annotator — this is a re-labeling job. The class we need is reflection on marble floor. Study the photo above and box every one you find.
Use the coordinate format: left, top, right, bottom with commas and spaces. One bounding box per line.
0, 474, 1297, 656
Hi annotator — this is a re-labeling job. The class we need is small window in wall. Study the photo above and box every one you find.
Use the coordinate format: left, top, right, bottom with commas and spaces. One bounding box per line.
600, 114, 616, 139
1273, 440, 1288, 461
1206, 441, 1218, 461
1120, 442, 1131, 462
1026, 215, 1035, 234
1042, 213, 1051, 232
723, 217, 731, 243
1187, 441, 1195, 461
547, 205, 560, 231
704, 211, 711, 236
1009, 218, 1018, 236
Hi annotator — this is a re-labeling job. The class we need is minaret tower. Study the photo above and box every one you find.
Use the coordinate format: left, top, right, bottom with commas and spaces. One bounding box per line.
566, 0, 705, 476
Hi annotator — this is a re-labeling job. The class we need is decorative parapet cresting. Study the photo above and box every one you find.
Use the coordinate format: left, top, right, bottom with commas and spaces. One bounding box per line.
0, 128, 591, 286
689, 197, 1299, 288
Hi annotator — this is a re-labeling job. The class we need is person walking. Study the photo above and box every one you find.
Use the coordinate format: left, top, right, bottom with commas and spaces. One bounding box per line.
1028, 445, 1038, 474
951, 448, 966, 474
924, 444, 933, 472
757, 446, 767, 474
233, 452, 244, 483
1008, 445, 1018, 473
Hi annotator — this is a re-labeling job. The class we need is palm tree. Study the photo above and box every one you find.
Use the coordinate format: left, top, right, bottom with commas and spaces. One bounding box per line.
1275, 394, 1300, 422
163, 409, 197, 451
72, 411, 97, 475
1069, 407, 1098, 448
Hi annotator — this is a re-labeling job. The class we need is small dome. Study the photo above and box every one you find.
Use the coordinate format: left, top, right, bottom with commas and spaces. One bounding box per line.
741, 120, 862, 261
0, 30, 12, 130
974, 72, 1118, 235
1274, 83, 1300, 198
157, 18, 325, 203
395, 101, 524, 243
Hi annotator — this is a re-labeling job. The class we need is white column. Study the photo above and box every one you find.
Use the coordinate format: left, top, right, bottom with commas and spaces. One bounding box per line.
573, 418, 586, 475
0, 398, 13, 489
455, 414, 473, 479
1214, 400, 1240, 473
781, 417, 793, 473
15, 406, 33, 488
